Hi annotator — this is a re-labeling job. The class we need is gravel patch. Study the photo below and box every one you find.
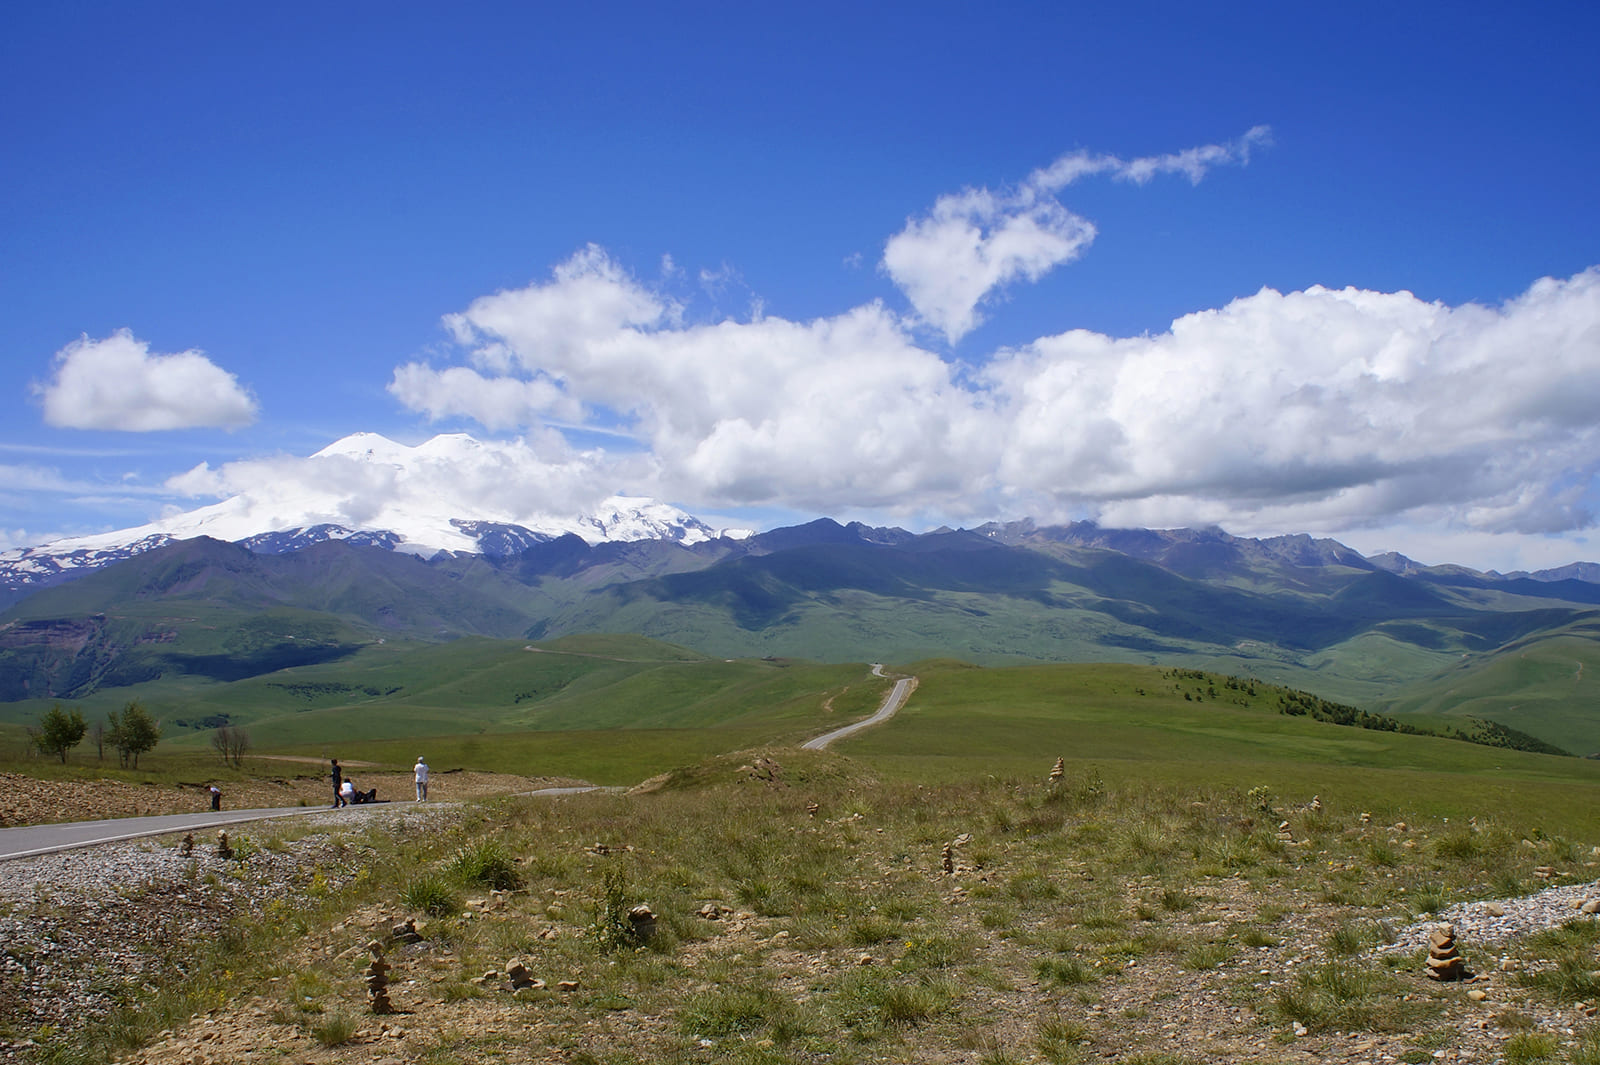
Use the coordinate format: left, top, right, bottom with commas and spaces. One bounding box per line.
1378, 879, 1600, 956
0, 804, 460, 1062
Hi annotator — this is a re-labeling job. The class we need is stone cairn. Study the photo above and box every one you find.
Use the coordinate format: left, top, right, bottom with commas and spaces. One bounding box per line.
1425, 923, 1466, 981
1308, 795, 1322, 813
806, 801, 819, 818
506, 959, 543, 991
391, 918, 423, 944
179, 833, 194, 856
365, 940, 395, 1012
1049, 757, 1065, 785
628, 905, 658, 945
941, 833, 971, 874
215, 830, 233, 859
1276, 820, 1295, 843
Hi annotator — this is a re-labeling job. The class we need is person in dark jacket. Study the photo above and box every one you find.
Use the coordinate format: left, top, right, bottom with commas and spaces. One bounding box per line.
331, 758, 346, 808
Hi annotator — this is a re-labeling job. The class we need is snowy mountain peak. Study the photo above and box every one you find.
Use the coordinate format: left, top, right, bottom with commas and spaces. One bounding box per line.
0, 431, 749, 598
312, 431, 415, 463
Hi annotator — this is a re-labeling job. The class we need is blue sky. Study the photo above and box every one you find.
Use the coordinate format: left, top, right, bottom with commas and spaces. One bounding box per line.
4, 2, 1599, 570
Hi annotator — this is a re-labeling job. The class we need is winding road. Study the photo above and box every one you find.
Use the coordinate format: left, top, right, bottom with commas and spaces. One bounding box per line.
1, 665, 916, 860
802, 664, 916, 750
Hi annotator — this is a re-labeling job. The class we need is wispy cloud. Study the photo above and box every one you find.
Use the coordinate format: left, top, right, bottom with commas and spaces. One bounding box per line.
0, 442, 144, 458
0, 462, 176, 498
881, 127, 1271, 343
33, 329, 259, 432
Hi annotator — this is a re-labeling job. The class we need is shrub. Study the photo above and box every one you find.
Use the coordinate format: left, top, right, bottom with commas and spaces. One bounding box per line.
833, 970, 955, 1031
1569, 1025, 1600, 1065
590, 866, 644, 953
1409, 884, 1449, 915
1183, 941, 1234, 970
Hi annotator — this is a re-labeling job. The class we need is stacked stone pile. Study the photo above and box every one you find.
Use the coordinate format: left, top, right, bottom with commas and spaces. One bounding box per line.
364, 940, 394, 1013
1049, 757, 1065, 784
1425, 923, 1466, 981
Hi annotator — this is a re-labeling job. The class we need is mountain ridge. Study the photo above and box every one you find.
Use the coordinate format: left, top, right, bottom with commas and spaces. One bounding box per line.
5, 428, 1597, 607
5, 517, 1600, 754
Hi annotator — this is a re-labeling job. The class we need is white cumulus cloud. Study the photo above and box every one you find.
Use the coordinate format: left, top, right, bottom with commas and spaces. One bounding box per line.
422, 247, 993, 512
35, 330, 259, 431
395, 247, 1600, 543
384, 130, 1600, 559
984, 269, 1600, 536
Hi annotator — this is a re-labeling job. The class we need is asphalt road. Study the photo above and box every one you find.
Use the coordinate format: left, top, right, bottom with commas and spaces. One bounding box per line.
0, 803, 406, 862
802, 664, 916, 750
0, 787, 602, 862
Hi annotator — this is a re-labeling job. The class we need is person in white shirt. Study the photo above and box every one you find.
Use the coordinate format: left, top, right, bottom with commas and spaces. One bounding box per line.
414, 757, 429, 801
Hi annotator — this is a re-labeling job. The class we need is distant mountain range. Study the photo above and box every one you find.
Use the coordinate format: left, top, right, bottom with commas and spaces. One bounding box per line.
3, 433, 1600, 756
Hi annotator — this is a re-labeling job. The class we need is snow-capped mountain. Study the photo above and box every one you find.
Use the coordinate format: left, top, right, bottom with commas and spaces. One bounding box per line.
0, 432, 749, 598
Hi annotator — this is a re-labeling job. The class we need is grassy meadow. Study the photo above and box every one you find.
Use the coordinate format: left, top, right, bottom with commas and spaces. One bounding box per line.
26, 750, 1600, 1065
10, 649, 1600, 1064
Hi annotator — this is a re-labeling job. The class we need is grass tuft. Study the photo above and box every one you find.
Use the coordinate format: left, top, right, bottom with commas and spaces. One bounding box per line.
446, 838, 522, 891
401, 873, 460, 917
309, 1012, 360, 1047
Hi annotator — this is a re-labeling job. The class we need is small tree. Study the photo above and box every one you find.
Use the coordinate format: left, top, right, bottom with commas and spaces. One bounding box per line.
35, 704, 87, 763
108, 700, 162, 769
91, 719, 106, 761
211, 725, 251, 769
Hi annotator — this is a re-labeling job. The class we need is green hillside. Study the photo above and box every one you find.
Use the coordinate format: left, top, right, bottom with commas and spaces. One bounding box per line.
1374, 622, 1600, 757
0, 633, 893, 782
835, 660, 1600, 828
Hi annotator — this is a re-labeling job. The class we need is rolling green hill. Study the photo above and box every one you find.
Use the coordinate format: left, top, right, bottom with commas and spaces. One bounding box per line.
1372, 619, 1600, 757
836, 660, 1600, 828
0, 633, 894, 783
